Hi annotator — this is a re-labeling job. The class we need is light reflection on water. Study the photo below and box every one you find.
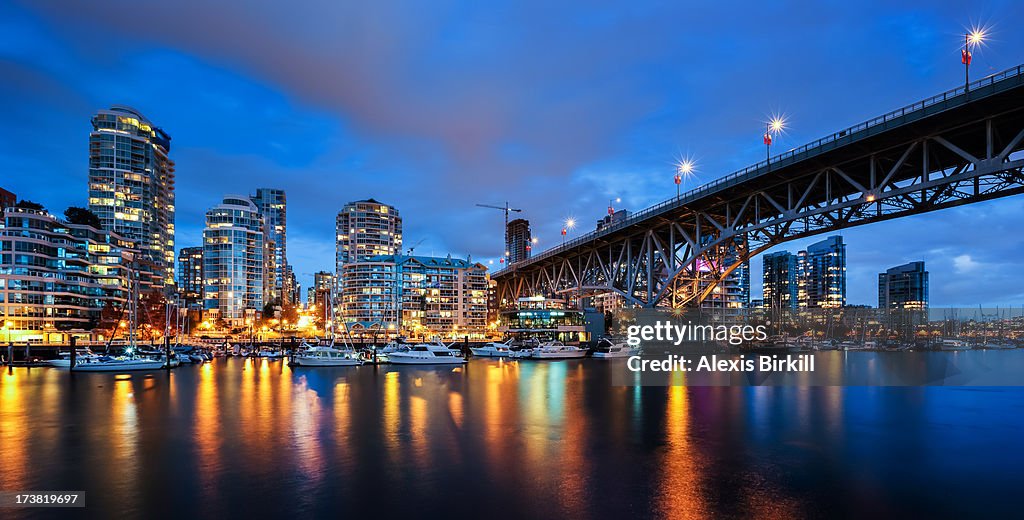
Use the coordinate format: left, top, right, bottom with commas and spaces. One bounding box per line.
1, 354, 1023, 519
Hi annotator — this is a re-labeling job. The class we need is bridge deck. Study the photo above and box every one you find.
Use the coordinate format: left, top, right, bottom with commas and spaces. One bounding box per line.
493, 64, 1024, 279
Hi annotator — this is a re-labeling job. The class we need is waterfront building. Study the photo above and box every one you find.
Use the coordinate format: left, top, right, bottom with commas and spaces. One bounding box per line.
878, 261, 929, 310
797, 235, 846, 308
335, 199, 403, 318
87, 106, 175, 290
339, 254, 487, 339
498, 296, 588, 342
762, 251, 799, 311
0, 187, 14, 209
176, 247, 203, 309
0, 204, 139, 341
251, 188, 288, 304
202, 195, 265, 327
506, 218, 532, 264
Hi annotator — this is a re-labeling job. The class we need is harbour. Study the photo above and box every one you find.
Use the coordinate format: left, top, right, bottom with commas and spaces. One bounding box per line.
3, 353, 1024, 519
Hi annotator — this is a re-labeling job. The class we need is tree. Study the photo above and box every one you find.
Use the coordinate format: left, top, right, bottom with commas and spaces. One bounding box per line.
64, 206, 102, 229
14, 199, 45, 211
137, 290, 169, 338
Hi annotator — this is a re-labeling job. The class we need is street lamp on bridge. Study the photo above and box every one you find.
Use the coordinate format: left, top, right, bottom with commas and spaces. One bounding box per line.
675, 159, 695, 198
562, 217, 576, 245
764, 116, 786, 163
963, 27, 986, 92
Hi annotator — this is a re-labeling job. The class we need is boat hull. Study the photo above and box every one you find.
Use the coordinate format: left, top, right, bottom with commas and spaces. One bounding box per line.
531, 352, 587, 359
387, 356, 466, 365
290, 357, 362, 367
591, 351, 635, 359
470, 348, 510, 357
72, 359, 166, 372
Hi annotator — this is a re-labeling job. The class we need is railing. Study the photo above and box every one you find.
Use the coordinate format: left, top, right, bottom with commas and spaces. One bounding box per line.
493, 64, 1024, 276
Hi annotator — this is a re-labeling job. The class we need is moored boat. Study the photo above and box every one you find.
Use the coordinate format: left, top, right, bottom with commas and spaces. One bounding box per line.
530, 341, 588, 359
387, 341, 467, 365
591, 338, 638, 359
470, 339, 513, 357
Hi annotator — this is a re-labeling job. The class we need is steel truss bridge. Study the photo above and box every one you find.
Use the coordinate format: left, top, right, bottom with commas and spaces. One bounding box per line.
492, 65, 1024, 308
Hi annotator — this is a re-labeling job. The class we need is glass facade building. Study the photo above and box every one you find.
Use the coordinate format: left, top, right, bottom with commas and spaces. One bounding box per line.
177, 246, 203, 309
761, 235, 847, 310
202, 196, 265, 326
506, 218, 532, 264
878, 261, 928, 310
250, 188, 288, 304
762, 251, 798, 311
87, 106, 175, 290
798, 235, 847, 308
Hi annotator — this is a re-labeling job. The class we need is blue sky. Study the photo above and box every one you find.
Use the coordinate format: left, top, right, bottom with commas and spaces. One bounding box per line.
2, 1, 1023, 306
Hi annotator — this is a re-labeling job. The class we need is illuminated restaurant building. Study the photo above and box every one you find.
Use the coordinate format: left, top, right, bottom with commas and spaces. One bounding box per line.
498, 296, 588, 342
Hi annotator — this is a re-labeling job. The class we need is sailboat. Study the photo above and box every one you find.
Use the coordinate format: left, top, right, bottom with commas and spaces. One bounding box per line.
290, 292, 363, 367
73, 259, 165, 372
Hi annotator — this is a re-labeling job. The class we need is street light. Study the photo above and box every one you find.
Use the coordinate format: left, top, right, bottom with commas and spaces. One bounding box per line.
562, 217, 576, 245
607, 197, 621, 216
963, 27, 986, 92
765, 116, 786, 163
675, 159, 695, 198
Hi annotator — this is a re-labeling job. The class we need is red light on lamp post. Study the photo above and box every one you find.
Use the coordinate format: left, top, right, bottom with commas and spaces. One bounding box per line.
963, 28, 985, 92
765, 116, 785, 164
675, 159, 694, 198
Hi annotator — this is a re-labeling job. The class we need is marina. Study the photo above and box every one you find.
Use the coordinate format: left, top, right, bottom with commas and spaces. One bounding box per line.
3, 352, 1024, 518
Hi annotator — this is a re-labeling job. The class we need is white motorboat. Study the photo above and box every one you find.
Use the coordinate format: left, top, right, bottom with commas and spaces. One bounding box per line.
71, 356, 166, 372
257, 349, 285, 359
507, 347, 534, 359
47, 348, 102, 368
291, 344, 363, 366
470, 339, 512, 357
939, 338, 971, 351
387, 341, 467, 365
530, 341, 588, 359
591, 338, 639, 359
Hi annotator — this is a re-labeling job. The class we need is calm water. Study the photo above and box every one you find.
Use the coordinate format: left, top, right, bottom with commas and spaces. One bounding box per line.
2, 355, 1024, 519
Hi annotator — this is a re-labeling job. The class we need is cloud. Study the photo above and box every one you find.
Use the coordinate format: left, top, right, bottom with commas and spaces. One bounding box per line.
6, 0, 1024, 305
953, 254, 981, 273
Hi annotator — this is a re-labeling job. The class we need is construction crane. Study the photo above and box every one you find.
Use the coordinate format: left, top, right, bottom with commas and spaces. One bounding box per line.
476, 202, 522, 261
406, 238, 426, 256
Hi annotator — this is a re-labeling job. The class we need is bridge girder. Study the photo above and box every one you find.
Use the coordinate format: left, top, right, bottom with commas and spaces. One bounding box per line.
496, 102, 1024, 309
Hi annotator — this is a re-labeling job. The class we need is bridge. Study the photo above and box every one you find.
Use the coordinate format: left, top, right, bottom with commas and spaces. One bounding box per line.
492, 64, 1024, 308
